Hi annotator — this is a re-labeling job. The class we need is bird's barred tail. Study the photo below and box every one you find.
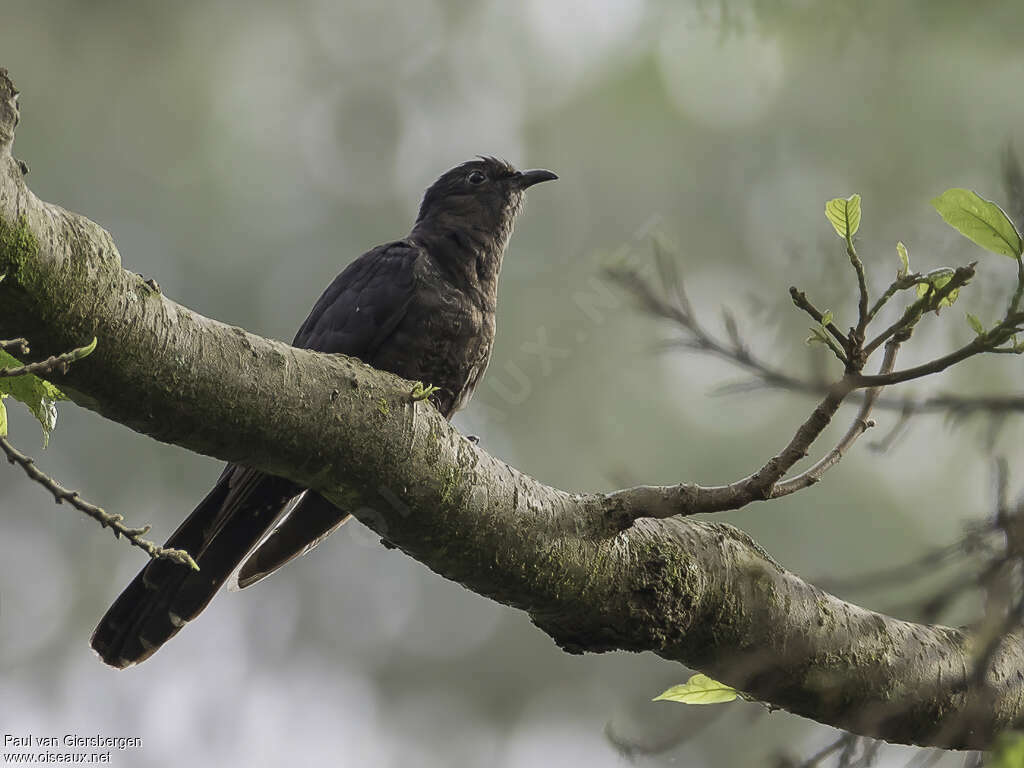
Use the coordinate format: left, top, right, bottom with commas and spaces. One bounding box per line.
90, 466, 299, 668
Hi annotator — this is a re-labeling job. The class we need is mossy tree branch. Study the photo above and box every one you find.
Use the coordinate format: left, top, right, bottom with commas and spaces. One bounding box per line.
0, 67, 1020, 751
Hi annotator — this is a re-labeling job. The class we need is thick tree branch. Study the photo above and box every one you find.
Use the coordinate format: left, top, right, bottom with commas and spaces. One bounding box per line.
0, 68, 1021, 750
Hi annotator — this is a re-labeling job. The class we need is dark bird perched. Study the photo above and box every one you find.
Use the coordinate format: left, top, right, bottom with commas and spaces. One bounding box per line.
91, 157, 557, 668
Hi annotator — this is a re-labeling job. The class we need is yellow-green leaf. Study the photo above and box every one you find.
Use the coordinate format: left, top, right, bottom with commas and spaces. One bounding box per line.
916, 269, 960, 309
931, 188, 1023, 258
0, 349, 67, 447
917, 285, 960, 309
806, 328, 827, 346
897, 241, 910, 277
825, 194, 862, 239
653, 674, 738, 705
966, 312, 985, 336
0, 397, 7, 438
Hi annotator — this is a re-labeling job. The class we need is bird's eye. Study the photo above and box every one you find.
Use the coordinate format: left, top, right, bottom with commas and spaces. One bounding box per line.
467, 170, 486, 185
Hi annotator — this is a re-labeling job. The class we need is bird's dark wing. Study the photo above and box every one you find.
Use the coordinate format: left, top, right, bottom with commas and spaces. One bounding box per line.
91, 241, 422, 667
292, 240, 421, 354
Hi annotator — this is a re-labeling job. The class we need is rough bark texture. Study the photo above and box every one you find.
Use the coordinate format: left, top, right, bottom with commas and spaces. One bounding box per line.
0, 68, 1020, 750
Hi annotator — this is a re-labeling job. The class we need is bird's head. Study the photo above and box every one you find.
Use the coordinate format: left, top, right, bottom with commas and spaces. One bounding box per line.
412, 157, 557, 253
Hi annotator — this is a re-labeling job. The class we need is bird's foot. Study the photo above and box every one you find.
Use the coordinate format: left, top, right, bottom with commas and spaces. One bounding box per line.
410, 381, 440, 402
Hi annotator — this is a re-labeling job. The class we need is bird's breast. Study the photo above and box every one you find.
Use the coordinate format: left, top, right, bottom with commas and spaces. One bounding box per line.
372, 264, 496, 419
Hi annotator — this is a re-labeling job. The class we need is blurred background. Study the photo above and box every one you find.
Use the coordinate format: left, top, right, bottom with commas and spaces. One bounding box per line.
1, 1, 1022, 765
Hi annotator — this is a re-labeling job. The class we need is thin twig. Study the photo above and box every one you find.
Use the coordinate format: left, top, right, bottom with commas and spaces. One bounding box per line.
0, 437, 198, 569
1009, 257, 1024, 317
0, 337, 96, 378
855, 334, 993, 388
605, 377, 855, 519
772, 339, 900, 498
613, 264, 1024, 417
864, 273, 928, 325
603, 242, 1024, 523
846, 236, 870, 343
863, 263, 977, 358
790, 286, 850, 363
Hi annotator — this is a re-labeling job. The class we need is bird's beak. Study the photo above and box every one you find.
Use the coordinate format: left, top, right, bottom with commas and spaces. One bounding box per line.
515, 169, 558, 189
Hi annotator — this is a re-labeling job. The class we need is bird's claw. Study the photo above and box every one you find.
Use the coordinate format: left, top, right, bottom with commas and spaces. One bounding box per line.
411, 382, 440, 402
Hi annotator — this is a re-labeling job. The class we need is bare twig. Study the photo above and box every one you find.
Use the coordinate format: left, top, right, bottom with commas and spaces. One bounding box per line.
865, 273, 928, 325
0, 437, 197, 569
771, 339, 900, 498
0, 336, 95, 377
603, 375, 855, 520
846, 236, 870, 344
1008, 257, 1024, 317
612, 262, 1024, 419
790, 286, 851, 363
855, 334, 997, 388
604, 232, 1023, 526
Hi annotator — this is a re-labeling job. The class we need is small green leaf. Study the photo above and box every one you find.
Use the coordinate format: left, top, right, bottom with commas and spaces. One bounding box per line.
931, 188, 1023, 258
917, 269, 960, 309
821, 310, 834, 326
825, 194, 862, 239
966, 313, 985, 336
923, 267, 955, 282
805, 328, 827, 346
0, 349, 67, 446
0, 397, 7, 438
654, 674, 739, 705
897, 241, 910, 278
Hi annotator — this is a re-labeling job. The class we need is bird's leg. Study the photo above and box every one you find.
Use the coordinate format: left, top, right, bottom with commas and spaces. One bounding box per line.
410, 381, 441, 402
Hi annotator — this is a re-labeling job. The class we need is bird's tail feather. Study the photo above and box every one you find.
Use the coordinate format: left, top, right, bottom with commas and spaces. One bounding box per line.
90, 465, 299, 668
230, 491, 351, 591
